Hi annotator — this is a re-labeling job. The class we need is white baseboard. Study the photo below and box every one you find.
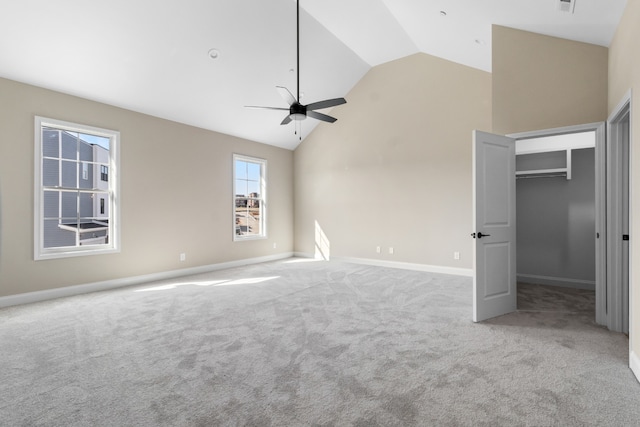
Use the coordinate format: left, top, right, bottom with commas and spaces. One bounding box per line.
293, 251, 316, 259
631, 351, 640, 384
318, 255, 472, 277
517, 274, 595, 290
0, 252, 294, 309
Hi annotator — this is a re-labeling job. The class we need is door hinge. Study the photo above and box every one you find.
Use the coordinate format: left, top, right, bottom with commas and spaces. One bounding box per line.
623, 234, 630, 241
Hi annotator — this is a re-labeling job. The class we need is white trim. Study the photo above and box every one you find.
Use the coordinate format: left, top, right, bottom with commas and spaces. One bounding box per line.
233, 153, 267, 241
507, 122, 604, 140
515, 132, 595, 155
34, 116, 120, 260
630, 351, 640, 383
0, 252, 293, 309
595, 122, 607, 325
630, 90, 634, 360
606, 91, 632, 334
610, 89, 633, 122
308, 254, 473, 277
517, 274, 595, 290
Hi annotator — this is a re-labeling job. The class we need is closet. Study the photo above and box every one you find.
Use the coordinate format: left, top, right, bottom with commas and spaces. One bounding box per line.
515, 131, 596, 290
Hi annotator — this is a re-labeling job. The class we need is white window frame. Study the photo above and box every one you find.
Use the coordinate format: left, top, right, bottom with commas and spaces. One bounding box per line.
233, 154, 267, 241
34, 116, 120, 260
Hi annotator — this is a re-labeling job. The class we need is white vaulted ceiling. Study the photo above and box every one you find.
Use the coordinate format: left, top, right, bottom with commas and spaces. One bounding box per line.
0, 0, 627, 149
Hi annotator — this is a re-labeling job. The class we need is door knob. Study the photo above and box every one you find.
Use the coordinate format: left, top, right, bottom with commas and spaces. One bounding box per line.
472, 232, 491, 239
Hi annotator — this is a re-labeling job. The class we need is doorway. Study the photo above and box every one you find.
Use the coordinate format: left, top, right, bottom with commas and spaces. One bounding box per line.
514, 131, 597, 293
507, 123, 608, 326
473, 119, 631, 333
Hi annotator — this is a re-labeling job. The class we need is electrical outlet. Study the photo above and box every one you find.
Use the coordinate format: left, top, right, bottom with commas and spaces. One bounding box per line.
454, 251, 460, 260
179, 253, 186, 262
388, 247, 394, 255
376, 246, 381, 254
273, 243, 277, 249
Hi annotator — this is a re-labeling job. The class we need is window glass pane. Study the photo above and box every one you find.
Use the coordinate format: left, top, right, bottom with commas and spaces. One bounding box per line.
43, 219, 76, 249
79, 192, 93, 217
247, 162, 261, 180
247, 180, 260, 196
79, 132, 110, 151
78, 140, 93, 162
79, 226, 109, 246
61, 160, 77, 188
235, 179, 248, 197
235, 206, 245, 235
42, 129, 59, 157
81, 163, 93, 189
235, 160, 248, 179
61, 132, 77, 160
43, 190, 60, 219
43, 159, 59, 187
61, 191, 78, 219
245, 205, 260, 236
236, 205, 259, 236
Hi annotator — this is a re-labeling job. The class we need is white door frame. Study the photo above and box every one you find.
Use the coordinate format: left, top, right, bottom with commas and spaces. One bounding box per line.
607, 90, 632, 336
507, 122, 607, 325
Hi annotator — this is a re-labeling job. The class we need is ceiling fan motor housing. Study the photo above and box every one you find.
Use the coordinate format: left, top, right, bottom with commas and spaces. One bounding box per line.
290, 103, 307, 120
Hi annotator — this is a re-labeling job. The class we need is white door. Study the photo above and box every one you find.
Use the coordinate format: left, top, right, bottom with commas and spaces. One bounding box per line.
472, 131, 517, 322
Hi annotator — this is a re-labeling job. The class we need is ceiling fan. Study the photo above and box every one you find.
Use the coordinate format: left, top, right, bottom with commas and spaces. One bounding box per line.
246, 0, 346, 125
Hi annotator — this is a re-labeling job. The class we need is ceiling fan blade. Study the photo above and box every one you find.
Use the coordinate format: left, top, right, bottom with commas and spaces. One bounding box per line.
276, 86, 297, 106
280, 115, 293, 125
306, 98, 347, 111
307, 110, 337, 123
245, 105, 289, 111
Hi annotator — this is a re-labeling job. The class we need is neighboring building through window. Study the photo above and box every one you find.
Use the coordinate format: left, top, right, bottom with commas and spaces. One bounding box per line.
34, 116, 120, 260
233, 154, 266, 240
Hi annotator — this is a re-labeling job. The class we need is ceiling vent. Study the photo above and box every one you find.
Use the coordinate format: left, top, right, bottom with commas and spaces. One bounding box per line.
558, 0, 576, 13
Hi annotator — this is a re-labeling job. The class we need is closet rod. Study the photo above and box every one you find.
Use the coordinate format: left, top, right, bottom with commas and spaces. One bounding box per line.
516, 173, 567, 180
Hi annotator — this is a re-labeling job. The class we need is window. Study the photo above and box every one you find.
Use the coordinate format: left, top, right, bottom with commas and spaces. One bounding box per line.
34, 116, 120, 260
100, 165, 109, 182
233, 154, 266, 240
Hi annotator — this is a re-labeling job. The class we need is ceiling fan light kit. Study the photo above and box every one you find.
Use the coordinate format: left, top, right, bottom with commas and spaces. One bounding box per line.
246, 0, 346, 128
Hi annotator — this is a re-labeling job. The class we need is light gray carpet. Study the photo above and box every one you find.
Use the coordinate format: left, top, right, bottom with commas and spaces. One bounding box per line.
0, 259, 638, 426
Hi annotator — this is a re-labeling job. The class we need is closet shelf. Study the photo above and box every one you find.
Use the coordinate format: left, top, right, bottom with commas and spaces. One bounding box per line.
516, 168, 568, 179
515, 149, 572, 180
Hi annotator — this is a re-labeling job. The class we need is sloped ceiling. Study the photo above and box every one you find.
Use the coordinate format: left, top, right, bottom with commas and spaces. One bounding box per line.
0, 0, 627, 150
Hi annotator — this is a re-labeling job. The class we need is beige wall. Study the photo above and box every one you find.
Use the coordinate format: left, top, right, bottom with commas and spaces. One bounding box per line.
608, 0, 640, 362
492, 25, 608, 134
0, 77, 294, 298
294, 53, 491, 268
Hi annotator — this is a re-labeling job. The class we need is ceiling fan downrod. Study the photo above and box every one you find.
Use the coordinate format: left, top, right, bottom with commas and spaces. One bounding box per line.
245, 0, 347, 129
